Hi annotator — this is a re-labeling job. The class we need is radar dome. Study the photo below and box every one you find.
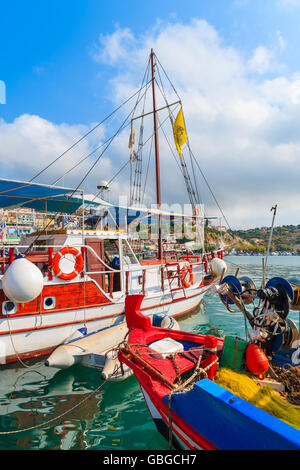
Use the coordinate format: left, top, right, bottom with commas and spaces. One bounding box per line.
97, 180, 109, 191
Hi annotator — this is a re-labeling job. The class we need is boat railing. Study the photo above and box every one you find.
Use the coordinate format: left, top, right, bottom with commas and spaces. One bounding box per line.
0, 243, 221, 269
0, 244, 221, 300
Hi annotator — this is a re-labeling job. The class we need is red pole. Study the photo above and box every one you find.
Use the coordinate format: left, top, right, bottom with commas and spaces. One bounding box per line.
8, 248, 14, 265
80, 246, 86, 278
203, 335, 218, 380
48, 247, 53, 281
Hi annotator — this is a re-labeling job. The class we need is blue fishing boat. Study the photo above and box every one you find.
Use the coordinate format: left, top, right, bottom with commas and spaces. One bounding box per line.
118, 291, 300, 450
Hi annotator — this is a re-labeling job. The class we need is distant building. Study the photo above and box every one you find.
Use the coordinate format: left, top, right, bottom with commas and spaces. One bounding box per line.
215, 225, 227, 233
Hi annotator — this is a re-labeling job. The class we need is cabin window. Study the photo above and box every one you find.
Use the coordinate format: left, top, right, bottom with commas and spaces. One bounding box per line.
2, 301, 17, 315
104, 239, 119, 265
43, 297, 56, 309
102, 239, 121, 293
122, 240, 138, 265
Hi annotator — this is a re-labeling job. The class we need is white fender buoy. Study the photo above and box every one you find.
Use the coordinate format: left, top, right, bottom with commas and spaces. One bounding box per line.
45, 344, 81, 369
101, 352, 133, 381
2, 257, 44, 303
160, 315, 180, 331
209, 258, 227, 277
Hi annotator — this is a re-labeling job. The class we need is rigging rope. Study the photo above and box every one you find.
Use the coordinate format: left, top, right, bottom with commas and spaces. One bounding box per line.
23, 81, 152, 252
130, 59, 151, 206
154, 50, 232, 237
28, 80, 151, 184
189, 148, 232, 232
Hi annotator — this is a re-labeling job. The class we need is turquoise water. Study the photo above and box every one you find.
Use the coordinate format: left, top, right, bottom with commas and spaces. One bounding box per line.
0, 256, 299, 450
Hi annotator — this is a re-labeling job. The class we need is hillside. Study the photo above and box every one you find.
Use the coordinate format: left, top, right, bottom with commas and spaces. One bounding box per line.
227, 224, 300, 254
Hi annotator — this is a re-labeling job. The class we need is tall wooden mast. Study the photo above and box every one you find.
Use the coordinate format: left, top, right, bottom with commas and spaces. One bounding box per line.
150, 48, 162, 259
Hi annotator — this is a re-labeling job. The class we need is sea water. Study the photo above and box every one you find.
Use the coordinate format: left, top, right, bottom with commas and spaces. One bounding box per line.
0, 256, 299, 451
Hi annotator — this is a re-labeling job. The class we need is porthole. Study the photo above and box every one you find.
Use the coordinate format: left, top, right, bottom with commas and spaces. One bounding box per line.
43, 297, 56, 310
2, 301, 17, 315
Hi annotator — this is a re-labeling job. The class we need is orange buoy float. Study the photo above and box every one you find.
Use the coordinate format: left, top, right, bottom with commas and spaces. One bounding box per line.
52, 246, 84, 281
181, 264, 193, 288
245, 343, 269, 380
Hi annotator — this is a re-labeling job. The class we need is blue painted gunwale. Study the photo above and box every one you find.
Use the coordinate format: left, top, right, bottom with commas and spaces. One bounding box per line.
162, 378, 300, 450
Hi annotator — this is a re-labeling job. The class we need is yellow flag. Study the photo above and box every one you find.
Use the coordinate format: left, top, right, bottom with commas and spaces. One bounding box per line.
173, 107, 188, 155
128, 123, 135, 149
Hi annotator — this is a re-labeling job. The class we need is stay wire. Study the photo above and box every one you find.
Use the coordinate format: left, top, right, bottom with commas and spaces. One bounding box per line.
141, 134, 154, 204
89, 83, 153, 204
24, 83, 152, 253
154, 74, 200, 209
29, 80, 152, 184
52, 105, 126, 186
154, 53, 181, 101
131, 68, 151, 204
69, 82, 153, 196
91, 95, 176, 205
189, 148, 232, 232
155, 52, 229, 230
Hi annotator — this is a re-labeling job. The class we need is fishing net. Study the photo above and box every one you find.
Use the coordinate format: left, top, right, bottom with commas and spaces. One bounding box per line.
271, 365, 300, 407
214, 367, 300, 430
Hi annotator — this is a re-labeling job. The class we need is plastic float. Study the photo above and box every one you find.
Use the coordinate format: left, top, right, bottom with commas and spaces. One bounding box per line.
2, 257, 44, 303
45, 312, 180, 381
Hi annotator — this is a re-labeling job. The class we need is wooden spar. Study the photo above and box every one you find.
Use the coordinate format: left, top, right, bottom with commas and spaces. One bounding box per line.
131, 100, 181, 121
150, 49, 162, 260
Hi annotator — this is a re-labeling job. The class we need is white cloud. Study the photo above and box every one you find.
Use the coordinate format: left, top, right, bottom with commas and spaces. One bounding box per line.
93, 26, 136, 65
1, 18, 300, 229
247, 46, 275, 74
247, 31, 287, 75
0, 115, 110, 190
92, 19, 300, 228
276, 30, 287, 52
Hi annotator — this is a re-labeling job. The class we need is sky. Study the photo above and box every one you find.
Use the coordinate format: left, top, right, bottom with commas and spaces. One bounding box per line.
1, 0, 300, 229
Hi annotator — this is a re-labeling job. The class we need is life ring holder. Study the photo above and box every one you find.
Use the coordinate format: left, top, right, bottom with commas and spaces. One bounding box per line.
181, 264, 193, 288
52, 246, 84, 281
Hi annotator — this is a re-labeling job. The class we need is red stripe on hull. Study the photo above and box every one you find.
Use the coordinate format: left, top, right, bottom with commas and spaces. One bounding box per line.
0, 284, 209, 337
0, 281, 111, 319
142, 384, 218, 450
0, 311, 120, 337
2, 346, 56, 365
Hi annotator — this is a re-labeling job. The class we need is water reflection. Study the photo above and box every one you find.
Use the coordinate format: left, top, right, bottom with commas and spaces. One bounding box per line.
0, 360, 168, 450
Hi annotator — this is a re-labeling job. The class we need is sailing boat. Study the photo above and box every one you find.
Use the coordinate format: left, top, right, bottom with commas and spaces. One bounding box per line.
0, 50, 226, 366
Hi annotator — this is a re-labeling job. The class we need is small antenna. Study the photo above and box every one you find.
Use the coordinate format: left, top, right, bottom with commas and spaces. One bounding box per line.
262, 204, 277, 287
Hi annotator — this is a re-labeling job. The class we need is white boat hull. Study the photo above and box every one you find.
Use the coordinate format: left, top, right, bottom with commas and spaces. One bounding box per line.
0, 284, 211, 364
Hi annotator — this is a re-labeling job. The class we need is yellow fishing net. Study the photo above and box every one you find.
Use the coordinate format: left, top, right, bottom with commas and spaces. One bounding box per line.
214, 367, 300, 430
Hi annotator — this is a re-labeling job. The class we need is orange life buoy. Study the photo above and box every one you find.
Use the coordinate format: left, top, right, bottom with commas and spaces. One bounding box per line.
52, 246, 84, 281
181, 264, 193, 288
